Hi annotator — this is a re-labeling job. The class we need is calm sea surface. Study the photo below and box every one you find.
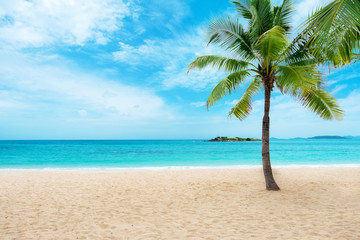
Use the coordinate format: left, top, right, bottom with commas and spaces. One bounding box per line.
0, 139, 359, 169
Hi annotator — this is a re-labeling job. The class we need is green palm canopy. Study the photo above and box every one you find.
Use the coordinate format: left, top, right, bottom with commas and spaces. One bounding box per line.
302, 0, 360, 66
188, 0, 343, 190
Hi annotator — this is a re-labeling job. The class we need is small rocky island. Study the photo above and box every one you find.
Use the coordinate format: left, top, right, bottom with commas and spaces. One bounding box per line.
208, 136, 261, 142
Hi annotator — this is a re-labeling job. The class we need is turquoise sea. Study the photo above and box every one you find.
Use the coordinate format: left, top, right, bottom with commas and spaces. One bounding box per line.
0, 139, 359, 170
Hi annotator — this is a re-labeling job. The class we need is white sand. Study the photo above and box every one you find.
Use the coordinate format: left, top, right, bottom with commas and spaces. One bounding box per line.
1, 168, 360, 239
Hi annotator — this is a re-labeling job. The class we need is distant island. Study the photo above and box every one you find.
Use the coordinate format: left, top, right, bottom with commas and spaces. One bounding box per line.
308, 136, 348, 139
208, 135, 353, 141
208, 137, 261, 142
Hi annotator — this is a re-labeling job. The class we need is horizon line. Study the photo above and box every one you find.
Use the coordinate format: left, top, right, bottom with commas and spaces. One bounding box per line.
0, 136, 358, 141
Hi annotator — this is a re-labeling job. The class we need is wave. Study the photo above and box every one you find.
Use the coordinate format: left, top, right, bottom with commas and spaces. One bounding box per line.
1, 164, 360, 171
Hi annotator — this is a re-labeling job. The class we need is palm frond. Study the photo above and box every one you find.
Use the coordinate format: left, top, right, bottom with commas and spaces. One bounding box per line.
273, 0, 294, 32
276, 65, 343, 120
303, 0, 360, 66
275, 64, 322, 93
298, 88, 344, 120
306, 0, 360, 39
323, 25, 360, 66
232, 0, 252, 20
207, 70, 252, 108
188, 55, 249, 73
255, 26, 288, 66
249, 0, 273, 42
232, 0, 274, 41
228, 77, 262, 120
278, 32, 318, 66
352, 53, 360, 61
207, 17, 255, 60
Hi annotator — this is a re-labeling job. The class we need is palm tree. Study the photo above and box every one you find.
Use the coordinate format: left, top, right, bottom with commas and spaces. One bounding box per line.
302, 0, 360, 66
188, 0, 343, 190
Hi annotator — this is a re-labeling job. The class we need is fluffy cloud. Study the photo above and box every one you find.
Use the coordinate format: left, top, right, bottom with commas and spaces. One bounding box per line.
113, 28, 227, 90
161, 65, 226, 90
0, 0, 130, 47
113, 40, 163, 66
0, 49, 171, 122
111, 0, 337, 91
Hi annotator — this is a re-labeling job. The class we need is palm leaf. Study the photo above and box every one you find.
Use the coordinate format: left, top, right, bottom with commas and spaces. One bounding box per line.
232, 0, 252, 20
228, 77, 262, 120
273, 0, 294, 32
207, 70, 251, 108
207, 17, 255, 60
188, 55, 249, 73
255, 26, 288, 67
278, 32, 317, 66
298, 88, 344, 120
249, 0, 273, 42
275, 64, 322, 93
303, 0, 360, 66
323, 25, 360, 66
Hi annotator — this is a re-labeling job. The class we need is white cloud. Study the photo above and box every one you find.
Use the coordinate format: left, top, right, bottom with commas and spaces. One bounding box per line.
0, 90, 30, 110
191, 101, 206, 107
161, 66, 225, 90
0, 49, 172, 122
225, 100, 238, 105
0, 0, 130, 47
130, 0, 190, 25
113, 28, 227, 90
339, 90, 360, 118
327, 79, 342, 86
78, 109, 88, 117
113, 40, 162, 65
331, 84, 347, 95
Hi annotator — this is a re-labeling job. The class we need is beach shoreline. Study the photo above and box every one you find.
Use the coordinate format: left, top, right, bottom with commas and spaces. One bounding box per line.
1, 168, 360, 239
1, 163, 360, 172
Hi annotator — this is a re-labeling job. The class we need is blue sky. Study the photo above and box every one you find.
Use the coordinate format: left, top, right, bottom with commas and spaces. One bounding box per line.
0, 0, 359, 140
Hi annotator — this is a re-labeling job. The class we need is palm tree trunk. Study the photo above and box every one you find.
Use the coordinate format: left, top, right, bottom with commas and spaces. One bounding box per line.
262, 84, 280, 191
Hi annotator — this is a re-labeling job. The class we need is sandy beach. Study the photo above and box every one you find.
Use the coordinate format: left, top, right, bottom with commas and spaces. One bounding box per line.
1, 168, 360, 239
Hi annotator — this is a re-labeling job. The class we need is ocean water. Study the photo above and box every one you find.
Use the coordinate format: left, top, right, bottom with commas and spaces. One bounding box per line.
0, 139, 359, 170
